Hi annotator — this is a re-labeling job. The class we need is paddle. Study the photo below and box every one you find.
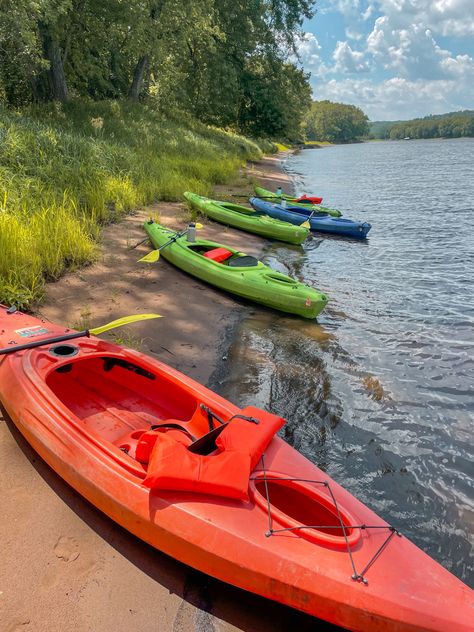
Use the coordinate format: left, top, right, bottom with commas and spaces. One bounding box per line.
139, 222, 203, 264
0, 313, 162, 356
300, 209, 318, 229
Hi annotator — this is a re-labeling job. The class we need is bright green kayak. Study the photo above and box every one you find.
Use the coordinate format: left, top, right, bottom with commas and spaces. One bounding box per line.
184, 192, 309, 245
143, 221, 328, 319
254, 185, 343, 218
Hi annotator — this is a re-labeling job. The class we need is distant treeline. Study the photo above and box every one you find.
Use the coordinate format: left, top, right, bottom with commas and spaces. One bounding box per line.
370, 111, 474, 140
0, 0, 314, 139
304, 100, 369, 142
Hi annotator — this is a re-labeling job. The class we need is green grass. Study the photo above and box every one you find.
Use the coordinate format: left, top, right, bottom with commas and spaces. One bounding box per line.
0, 100, 264, 308
304, 140, 333, 146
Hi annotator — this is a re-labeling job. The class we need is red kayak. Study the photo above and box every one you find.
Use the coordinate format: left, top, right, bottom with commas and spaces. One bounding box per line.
0, 305, 472, 631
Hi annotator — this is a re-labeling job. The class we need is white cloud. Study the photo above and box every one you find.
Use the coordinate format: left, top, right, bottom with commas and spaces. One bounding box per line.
370, 0, 474, 36
345, 27, 364, 40
326, 0, 362, 16
366, 16, 474, 80
311, 76, 474, 119
333, 41, 370, 72
296, 33, 330, 76
300, 0, 474, 118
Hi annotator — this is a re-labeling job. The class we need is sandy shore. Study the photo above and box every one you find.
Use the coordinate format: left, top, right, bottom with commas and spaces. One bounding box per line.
0, 154, 323, 632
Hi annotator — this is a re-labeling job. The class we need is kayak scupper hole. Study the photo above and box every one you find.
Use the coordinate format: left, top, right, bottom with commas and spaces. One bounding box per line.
49, 344, 79, 358
254, 479, 352, 538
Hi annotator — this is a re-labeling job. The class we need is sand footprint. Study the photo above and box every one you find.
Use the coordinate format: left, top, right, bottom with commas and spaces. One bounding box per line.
54, 536, 80, 562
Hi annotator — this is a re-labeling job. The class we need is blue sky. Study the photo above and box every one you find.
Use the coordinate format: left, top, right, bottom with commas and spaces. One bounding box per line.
297, 0, 474, 120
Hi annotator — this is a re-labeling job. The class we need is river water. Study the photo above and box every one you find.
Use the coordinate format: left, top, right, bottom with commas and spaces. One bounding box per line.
212, 138, 474, 587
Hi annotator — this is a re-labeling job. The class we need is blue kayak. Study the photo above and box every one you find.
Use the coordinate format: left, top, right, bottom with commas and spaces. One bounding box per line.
249, 198, 371, 239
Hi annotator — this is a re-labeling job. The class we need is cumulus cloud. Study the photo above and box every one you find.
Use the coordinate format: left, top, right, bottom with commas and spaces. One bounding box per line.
327, 0, 362, 16
366, 15, 474, 80
333, 41, 370, 72
295, 33, 330, 76
370, 0, 474, 36
345, 27, 364, 41
310, 76, 474, 120
301, 0, 474, 118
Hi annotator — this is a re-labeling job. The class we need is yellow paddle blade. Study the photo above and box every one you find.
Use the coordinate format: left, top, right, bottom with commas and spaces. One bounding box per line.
138, 249, 160, 263
90, 313, 162, 336
195, 222, 203, 229
301, 221, 311, 228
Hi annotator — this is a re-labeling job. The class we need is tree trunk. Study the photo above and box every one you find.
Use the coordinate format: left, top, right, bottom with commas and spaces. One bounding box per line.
38, 21, 69, 102
47, 38, 69, 101
128, 55, 149, 101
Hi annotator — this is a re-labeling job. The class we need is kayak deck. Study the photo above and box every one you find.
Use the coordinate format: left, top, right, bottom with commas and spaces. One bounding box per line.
254, 185, 343, 217
184, 191, 309, 244
249, 197, 372, 239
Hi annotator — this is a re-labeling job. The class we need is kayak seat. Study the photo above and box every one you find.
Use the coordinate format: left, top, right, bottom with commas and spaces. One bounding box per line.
227, 255, 259, 268
202, 248, 233, 263
143, 407, 286, 499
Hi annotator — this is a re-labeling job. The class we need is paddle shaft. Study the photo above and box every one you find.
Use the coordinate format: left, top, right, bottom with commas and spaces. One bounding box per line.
135, 224, 193, 253
153, 224, 192, 251
129, 236, 150, 250
0, 330, 89, 356
158, 230, 185, 251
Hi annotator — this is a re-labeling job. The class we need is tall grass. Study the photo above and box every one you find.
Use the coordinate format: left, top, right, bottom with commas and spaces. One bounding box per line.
0, 100, 266, 308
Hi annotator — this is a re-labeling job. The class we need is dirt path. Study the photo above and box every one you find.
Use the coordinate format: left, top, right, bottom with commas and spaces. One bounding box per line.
0, 154, 323, 632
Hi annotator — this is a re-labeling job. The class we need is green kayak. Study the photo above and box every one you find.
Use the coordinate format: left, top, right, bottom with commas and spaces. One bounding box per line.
143, 221, 328, 319
184, 192, 309, 245
254, 185, 343, 218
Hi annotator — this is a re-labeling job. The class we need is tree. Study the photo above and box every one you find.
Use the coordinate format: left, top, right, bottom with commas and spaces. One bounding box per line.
304, 100, 369, 142
0, 0, 317, 138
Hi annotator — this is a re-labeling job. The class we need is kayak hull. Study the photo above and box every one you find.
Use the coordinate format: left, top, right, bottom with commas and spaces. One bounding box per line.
254, 185, 343, 217
0, 306, 472, 632
184, 191, 309, 245
143, 221, 328, 319
250, 197, 372, 239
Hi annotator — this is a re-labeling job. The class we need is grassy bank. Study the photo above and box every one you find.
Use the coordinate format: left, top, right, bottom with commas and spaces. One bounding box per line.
0, 101, 269, 308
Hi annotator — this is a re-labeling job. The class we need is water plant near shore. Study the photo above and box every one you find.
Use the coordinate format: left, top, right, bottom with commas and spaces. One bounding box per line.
0, 101, 266, 308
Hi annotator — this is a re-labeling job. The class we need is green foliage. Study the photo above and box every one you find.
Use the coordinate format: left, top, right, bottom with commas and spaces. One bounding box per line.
304, 100, 369, 142
368, 120, 401, 139
0, 100, 263, 308
389, 111, 474, 140
0, 1, 316, 307
369, 111, 474, 140
238, 58, 312, 140
0, 0, 316, 139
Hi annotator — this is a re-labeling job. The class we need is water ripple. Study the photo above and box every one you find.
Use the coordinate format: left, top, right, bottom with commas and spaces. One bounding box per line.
215, 139, 474, 587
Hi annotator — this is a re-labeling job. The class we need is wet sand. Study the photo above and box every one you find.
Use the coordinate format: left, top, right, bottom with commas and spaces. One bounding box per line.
0, 154, 332, 632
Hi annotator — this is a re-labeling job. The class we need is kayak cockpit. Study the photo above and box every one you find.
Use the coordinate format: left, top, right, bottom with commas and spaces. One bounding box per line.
187, 244, 260, 267
46, 354, 200, 444
44, 351, 285, 498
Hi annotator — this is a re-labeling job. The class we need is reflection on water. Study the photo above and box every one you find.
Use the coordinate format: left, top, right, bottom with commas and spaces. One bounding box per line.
211, 139, 474, 586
